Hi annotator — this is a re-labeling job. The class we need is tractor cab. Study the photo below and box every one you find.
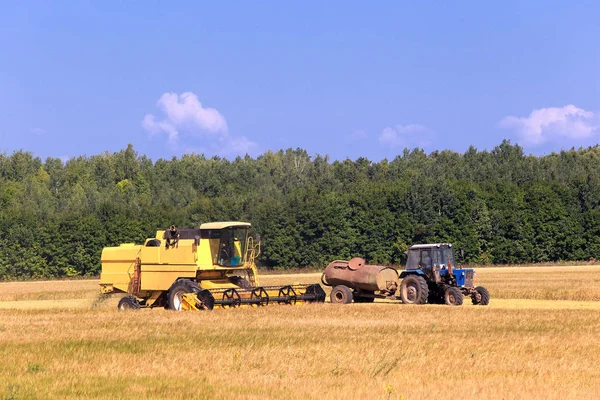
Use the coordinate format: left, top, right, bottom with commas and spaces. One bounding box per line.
405, 243, 473, 288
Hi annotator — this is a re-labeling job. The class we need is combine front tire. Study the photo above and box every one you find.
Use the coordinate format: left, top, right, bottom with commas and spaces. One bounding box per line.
118, 296, 140, 310
330, 285, 353, 304
444, 287, 463, 306
399, 275, 429, 304
471, 286, 490, 306
168, 279, 200, 311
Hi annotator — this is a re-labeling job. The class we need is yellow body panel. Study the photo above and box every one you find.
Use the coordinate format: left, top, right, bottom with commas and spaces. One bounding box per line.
140, 265, 198, 291
100, 244, 142, 294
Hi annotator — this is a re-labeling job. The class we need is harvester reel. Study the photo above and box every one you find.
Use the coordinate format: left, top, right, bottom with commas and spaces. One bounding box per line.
250, 287, 270, 306
222, 288, 242, 308
278, 285, 297, 304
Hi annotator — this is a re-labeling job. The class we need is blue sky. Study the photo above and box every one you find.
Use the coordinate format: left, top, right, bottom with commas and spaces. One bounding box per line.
1, 1, 598, 162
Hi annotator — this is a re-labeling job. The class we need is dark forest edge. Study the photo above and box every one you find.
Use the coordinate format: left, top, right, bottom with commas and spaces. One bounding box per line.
2, 140, 600, 280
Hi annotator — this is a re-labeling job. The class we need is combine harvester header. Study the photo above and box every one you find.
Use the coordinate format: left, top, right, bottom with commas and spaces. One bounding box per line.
100, 221, 325, 310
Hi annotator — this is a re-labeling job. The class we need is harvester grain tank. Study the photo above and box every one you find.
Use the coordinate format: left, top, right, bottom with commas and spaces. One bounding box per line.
100, 221, 326, 310
400, 243, 489, 306
321, 257, 400, 303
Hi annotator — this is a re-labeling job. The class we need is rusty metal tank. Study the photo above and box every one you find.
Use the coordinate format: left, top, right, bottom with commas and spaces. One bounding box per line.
321, 257, 399, 294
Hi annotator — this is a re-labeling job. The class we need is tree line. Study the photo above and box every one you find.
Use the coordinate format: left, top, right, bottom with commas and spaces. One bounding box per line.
1, 140, 600, 279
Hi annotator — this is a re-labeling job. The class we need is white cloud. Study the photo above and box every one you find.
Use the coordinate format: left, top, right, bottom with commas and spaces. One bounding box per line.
142, 114, 179, 142
499, 105, 598, 145
142, 92, 228, 142
349, 130, 368, 140
378, 124, 432, 148
30, 128, 46, 135
223, 136, 258, 156
142, 91, 258, 157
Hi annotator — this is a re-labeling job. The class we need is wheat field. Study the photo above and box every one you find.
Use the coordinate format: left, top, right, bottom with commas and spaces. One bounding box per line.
1, 266, 600, 399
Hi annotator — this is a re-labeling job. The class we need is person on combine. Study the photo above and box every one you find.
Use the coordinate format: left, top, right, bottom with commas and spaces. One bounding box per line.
165, 225, 180, 249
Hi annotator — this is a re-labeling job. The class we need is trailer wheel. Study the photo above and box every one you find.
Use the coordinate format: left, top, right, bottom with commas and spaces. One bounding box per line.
399, 275, 429, 304
168, 279, 200, 311
330, 285, 353, 304
118, 296, 140, 310
444, 287, 463, 306
471, 286, 490, 306
353, 291, 375, 303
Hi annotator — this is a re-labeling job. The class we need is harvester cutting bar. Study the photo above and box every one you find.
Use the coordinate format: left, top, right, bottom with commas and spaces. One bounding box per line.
210, 284, 325, 308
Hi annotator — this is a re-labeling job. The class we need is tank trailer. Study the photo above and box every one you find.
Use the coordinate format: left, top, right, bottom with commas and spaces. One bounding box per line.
321, 258, 400, 303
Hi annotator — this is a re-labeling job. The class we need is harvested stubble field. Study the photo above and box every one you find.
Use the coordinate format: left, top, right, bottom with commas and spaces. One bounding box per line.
2, 266, 600, 399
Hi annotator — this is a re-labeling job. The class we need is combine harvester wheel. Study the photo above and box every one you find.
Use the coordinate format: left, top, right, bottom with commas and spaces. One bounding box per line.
118, 296, 141, 310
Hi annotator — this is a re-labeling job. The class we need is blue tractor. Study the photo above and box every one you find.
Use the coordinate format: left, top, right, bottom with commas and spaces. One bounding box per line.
399, 243, 490, 306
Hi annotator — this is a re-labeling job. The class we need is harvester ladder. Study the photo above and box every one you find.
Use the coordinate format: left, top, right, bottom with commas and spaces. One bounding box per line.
247, 270, 257, 287
131, 257, 142, 295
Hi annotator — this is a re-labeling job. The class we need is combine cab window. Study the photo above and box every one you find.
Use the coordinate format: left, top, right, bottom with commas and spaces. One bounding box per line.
216, 227, 248, 267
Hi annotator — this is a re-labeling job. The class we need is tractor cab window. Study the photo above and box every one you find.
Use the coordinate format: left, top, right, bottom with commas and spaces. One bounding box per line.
420, 250, 432, 268
217, 228, 248, 267
440, 247, 455, 268
432, 249, 441, 266
407, 249, 420, 270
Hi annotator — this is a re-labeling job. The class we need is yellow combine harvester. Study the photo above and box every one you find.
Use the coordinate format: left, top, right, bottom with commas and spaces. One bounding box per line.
100, 221, 325, 310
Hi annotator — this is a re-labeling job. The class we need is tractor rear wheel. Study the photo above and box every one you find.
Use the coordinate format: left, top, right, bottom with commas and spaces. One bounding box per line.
471, 286, 490, 306
118, 296, 140, 310
353, 291, 375, 303
399, 275, 429, 305
330, 285, 353, 304
168, 279, 201, 311
444, 287, 463, 306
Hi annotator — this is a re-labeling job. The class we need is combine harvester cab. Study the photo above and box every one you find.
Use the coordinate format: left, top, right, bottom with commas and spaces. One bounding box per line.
100, 221, 325, 310
400, 243, 490, 306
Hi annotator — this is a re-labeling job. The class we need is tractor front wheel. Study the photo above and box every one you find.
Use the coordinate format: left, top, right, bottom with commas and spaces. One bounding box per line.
444, 287, 463, 306
399, 275, 429, 305
471, 286, 490, 306
330, 285, 353, 304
